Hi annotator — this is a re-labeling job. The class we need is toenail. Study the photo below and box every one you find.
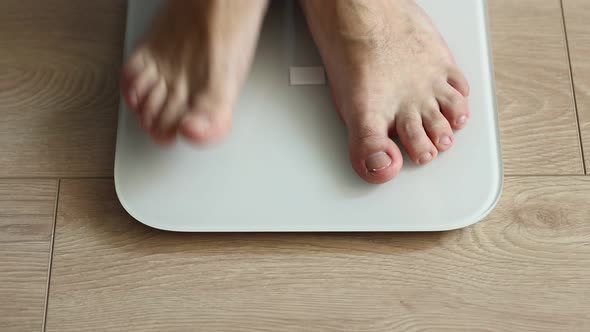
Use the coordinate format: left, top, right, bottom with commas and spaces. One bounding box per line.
457, 115, 467, 125
366, 152, 392, 172
440, 136, 452, 145
419, 152, 433, 164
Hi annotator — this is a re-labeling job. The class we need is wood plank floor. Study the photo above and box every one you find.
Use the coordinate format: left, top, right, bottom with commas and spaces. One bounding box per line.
0, 1, 125, 178
0, 181, 56, 332
1, 0, 588, 331
489, 0, 582, 175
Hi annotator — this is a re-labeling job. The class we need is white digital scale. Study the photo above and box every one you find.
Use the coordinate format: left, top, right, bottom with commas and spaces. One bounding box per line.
115, 0, 503, 232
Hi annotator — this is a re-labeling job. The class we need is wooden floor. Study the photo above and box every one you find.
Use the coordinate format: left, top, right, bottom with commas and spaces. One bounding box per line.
1, 0, 589, 331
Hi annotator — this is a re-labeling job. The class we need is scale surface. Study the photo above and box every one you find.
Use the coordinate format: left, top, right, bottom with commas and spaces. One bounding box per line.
115, 0, 502, 232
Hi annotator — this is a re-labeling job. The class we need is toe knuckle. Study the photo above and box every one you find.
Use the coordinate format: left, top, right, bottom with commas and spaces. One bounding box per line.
422, 100, 440, 114
430, 120, 450, 131
354, 123, 382, 143
401, 121, 422, 139
446, 95, 465, 110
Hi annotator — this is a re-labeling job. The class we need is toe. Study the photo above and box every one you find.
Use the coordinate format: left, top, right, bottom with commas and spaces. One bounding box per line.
125, 56, 159, 111
140, 78, 168, 131
436, 83, 470, 130
396, 110, 438, 165
154, 80, 188, 136
447, 67, 470, 97
122, 51, 146, 83
347, 114, 403, 184
421, 100, 454, 152
180, 95, 233, 145
120, 54, 144, 101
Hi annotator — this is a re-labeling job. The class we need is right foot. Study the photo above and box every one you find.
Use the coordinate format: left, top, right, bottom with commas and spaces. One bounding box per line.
121, 0, 269, 144
301, 0, 471, 184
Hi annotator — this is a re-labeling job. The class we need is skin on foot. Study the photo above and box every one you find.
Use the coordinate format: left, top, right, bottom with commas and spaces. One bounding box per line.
301, 0, 470, 184
121, 0, 269, 144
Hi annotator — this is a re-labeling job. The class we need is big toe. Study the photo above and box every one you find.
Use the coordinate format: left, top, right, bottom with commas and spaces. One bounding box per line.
180, 95, 233, 145
347, 115, 403, 184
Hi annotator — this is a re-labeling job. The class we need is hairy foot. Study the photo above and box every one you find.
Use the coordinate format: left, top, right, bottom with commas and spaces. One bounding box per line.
301, 0, 470, 184
121, 0, 269, 144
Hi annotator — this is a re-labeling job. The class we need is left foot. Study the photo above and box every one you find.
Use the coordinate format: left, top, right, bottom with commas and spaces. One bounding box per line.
121, 0, 269, 144
301, 0, 470, 184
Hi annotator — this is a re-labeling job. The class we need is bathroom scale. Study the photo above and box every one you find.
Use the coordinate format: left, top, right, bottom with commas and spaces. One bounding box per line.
115, 0, 503, 232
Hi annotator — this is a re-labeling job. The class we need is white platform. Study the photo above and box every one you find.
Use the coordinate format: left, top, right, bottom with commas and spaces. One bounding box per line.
115, 0, 503, 232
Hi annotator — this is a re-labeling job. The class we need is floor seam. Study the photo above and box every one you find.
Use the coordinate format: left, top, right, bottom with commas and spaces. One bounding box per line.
559, 0, 587, 174
41, 179, 60, 332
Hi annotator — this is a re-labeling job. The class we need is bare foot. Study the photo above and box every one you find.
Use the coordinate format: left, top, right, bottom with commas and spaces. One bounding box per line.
121, 0, 269, 144
301, 0, 470, 184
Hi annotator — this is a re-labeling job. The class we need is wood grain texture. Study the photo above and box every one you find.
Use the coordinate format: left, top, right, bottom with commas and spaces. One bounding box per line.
45, 178, 590, 332
489, 0, 583, 174
0, 180, 57, 332
563, 0, 590, 172
0, 1, 126, 177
